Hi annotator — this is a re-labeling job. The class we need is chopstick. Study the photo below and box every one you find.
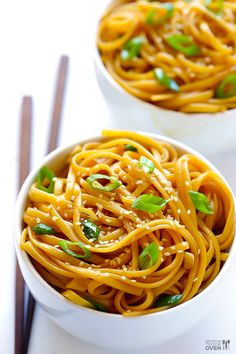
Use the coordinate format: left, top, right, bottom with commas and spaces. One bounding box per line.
15, 96, 33, 354
22, 55, 69, 354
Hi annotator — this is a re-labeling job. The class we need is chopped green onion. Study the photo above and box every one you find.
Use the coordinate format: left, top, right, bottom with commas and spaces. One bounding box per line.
205, 0, 224, 15
32, 223, 57, 235
59, 240, 91, 259
89, 300, 107, 312
138, 242, 159, 270
139, 156, 155, 173
37, 166, 55, 194
146, 3, 174, 25
153, 68, 180, 92
166, 34, 200, 56
124, 144, 138, 152
189, 191, 213, 215
83, 219, 100, 240
215, 74, 236, 99
86, 174, 121, 192
132, 194, 169, 213
154, 294, 183, 307
121, 36, 145, 61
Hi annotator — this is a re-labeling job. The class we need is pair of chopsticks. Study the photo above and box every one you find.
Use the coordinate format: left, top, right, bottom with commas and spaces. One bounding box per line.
15, 55, 69, 354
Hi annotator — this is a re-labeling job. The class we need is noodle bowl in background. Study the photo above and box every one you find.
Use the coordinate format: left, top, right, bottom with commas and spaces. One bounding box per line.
97, 0, 236, 113
94, 1, 236, 155
16, 131, 236, 348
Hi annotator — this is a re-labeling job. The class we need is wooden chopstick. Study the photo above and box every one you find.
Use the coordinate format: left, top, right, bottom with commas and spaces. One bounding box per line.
48, 55, 69, 154
23, 55, 69, 354
15, 96, 33, 354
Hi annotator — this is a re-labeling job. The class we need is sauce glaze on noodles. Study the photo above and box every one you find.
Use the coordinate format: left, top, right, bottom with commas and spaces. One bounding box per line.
97, 0, 236, 113
21, 131, 235, 315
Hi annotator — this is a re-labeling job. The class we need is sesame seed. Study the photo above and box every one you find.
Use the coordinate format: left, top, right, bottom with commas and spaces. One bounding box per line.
135, 180, 143, 185
198, 249, 201, 255
68, 204, 73, 209
164, 252, 171, 256
71, 195, 75, 201
187, 210, 191, 215
170, 245, 176, 250
85, 245, 91, 249
193, 277, 198, 282
54, 245, 59, 248
185, 181, 190, 186
142, 275, 146, 279
161, 257, 164, 262
95, 244, 100, 248
106, 218, 111, 223
144, 225, 151, 230
177, 209, 181, 214
131, 279, 136, 282
64, 213, 68, 218
88, 266, 92, 270
182, 241, 188, 247
52, 177, 57, 182
159, 246, 164, 251
65, 262, 71, 265
56, 207, 61, 211
36, 217, 41, 223
118, 215, 123, 220
121, 276, 126, 280
177, 250, 184, 254
75, 221, 81, 225
52, 216, 58, 222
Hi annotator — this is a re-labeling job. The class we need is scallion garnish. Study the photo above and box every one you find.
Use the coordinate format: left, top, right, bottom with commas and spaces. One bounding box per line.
138, 242, 159, 270
205, 0, 224, 16
86, 174, 121, 192
188, 191, 213, 215
32, 223, 57, 235
153, 68, 180, 92
124, 144, 138, 152
83, 219, 100, 240
37, 166, 55, 194
132, 194, 169, 213
59, 240, 91, 259
215, 74, 236, 99
121, 36, 145, 61
138, 156, 155, 173
154, 294, 183, 307
146, 3, 174, 25
166, 34, 200, 56
89, 300, 107, 312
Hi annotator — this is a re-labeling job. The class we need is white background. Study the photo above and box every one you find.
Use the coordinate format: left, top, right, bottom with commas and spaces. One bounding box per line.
0, 1, 236, 353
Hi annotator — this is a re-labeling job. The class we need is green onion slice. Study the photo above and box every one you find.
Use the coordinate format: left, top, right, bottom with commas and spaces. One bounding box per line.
139, 156, 155, 173
37, 166, 55, 194
215, 74, 236, 99
124, 144, 138, 152
59, 240, 91, 259
146, 3, 174, 25
138, 242, 159, 270
121, 36, 145, 61
86, 174, 121, 192
205, 0, 224, 15
154, 294, 183, 307
132, 194, 169, 213
153, 68, 180, 92
166, 34, 200, 56
189, 191, 213, 215
89, 300, 107, 312
32, 223, 57, 235
83, 219, 100, 240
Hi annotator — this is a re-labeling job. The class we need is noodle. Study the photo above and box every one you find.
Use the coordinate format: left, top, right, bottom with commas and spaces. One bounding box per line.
20, 130, 235, 315
97, 0, 236, 113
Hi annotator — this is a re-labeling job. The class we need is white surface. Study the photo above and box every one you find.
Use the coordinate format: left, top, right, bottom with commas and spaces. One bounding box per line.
0, 0, 236, 354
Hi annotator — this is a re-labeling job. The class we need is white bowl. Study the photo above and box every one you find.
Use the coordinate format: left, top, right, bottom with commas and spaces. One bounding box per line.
16, 132, 236, 349
94, 2, 236, 156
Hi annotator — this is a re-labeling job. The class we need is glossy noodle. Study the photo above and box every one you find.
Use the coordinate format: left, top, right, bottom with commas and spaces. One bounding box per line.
21, 130, 235, 315
97, 0, 236, 113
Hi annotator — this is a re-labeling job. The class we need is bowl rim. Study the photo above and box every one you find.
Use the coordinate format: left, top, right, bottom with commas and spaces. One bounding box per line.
94, 0, 236, 120
15, 131, 236, 319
